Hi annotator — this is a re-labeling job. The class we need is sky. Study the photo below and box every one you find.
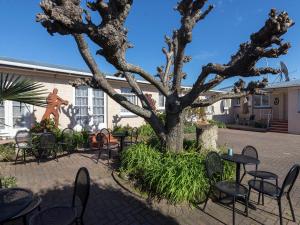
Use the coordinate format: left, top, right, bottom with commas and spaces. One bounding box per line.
0, 0, 300, 89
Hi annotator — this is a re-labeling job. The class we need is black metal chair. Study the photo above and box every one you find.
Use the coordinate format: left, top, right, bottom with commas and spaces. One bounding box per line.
248, 164, 300, 225
29, 167, 90, 225
124, 127, 138, 147
96, 128, 119, 165
37, 132, 57, 163
204, 152, 249, 225
58, 128, 75, 156
5, 196, 42, 225
15, 130, 33, 164
241, 145, 278, 205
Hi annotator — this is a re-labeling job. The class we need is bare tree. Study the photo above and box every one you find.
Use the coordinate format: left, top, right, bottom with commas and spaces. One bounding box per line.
37, 0, 294, 152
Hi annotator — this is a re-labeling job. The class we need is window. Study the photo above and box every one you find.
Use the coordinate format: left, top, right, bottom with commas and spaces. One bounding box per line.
0, 102, 4, 129
233, 98, 240, 106
93, 89, 105, 124
298, 90, 300, 112
254, 94, 270, 107
206, 105, 214, 115
13, 101, 27, 128
158, 92, 165, 108
225, 99, 230, 109
75, 86, 89, 126
120, 87, 137, 113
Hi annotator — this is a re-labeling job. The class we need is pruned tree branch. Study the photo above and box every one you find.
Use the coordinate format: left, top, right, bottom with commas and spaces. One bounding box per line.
37, 0, 168, 96
191, 78, 268, 108
182, 9, 294, 108
171, 0, 214, 93
72, 33, 152, 119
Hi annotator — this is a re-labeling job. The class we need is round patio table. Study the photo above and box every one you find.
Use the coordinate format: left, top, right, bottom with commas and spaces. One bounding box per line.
0, 188, 33, 223
222, 153, 260, 210
222, 153, 260, 184
112, 132, 128, 151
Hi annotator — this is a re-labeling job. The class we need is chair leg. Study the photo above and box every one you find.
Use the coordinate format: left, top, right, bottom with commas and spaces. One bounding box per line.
257, 192, 261, 205
233, 196, 236, 225
203, 186, 212, 211
277, 199, 283, 225
245, 194, 249, 217
287, 194, 296, 222
15, 149, 20, 164
96, 149, 101, 163
240, 171, 246, 183
22, 215, 27, 225
23, 149, 26, 164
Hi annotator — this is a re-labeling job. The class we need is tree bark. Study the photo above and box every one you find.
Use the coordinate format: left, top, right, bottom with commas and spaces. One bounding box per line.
165, 112, 185, 153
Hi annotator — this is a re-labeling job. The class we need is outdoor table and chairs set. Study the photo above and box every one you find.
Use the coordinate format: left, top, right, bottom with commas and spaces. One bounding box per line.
203, 145, 300, 225
14, 127, 139, 165
0, 167, 91, 225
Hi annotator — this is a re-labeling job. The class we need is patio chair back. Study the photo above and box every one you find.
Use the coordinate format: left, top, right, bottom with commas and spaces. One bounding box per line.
15, 130, 31, 148
100, 128, 110, 141
39, 132, 56, 152
130, 127, 139, 144
96, 131, 108, 148
205, 152, 223, 183
72, 167, 90, 219
61, 128, 74, 145
242, 145, 258, 159
280, 164, 300, 197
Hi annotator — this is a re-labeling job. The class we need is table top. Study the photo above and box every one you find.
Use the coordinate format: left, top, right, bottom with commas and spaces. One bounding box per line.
222, 153, 260, 165
29, 206, 76, 225
0, 188, 33, 223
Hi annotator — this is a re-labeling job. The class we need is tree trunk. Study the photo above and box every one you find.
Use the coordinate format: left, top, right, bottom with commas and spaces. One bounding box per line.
165, 112, 185, 153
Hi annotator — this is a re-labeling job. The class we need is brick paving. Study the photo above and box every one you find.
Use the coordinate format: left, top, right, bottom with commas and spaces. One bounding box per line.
1, 129, 300, 225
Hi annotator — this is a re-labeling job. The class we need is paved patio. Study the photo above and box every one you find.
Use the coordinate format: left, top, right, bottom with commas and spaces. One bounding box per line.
1, 129, 300, 225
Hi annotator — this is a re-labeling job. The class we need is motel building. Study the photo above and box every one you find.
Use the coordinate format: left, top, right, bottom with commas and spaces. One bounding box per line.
0, 57, 299, 138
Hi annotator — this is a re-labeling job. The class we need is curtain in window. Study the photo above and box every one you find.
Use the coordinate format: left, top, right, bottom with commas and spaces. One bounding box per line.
75, 86, 89, 126
13, 101, 26, 128
93, 89, 104, 124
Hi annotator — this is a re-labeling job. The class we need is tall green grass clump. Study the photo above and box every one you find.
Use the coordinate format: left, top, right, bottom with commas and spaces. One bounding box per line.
121, 143, 235, 204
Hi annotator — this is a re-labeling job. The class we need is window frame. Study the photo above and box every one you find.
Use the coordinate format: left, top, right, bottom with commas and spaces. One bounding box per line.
119, 87, 138, 117
254, 94, 271, 108
75, 86, 89, 127
92, 89, 105, 125
12, 101, 27, 128
0, 102, 5, 129
158, 92, 165, 109
233, 98, 241, 107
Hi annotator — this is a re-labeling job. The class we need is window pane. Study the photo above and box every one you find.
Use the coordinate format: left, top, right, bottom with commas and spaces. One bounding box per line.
120, 87, 137, 113
75, 87, 89, 125
262, 95, 269, 106
13, 101, 26, 128
159, 93, 165, 107
254, 95, 261, 106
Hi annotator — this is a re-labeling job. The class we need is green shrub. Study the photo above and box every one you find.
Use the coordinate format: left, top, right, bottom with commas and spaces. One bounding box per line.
184, 122, 196, 134
0, 143, 15, 161
208, 119, 226, 128
139, 123, 155, 137
1, 176, 17, 188
120, 143, 235, 204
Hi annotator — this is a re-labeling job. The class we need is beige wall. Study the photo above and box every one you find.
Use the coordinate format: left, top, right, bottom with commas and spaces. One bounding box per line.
106, 80, 159, 129
288, 87, 300, 134
0, 66, 162, 135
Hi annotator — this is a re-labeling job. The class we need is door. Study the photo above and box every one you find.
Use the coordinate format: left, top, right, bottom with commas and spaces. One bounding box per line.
272, 93, 283, 120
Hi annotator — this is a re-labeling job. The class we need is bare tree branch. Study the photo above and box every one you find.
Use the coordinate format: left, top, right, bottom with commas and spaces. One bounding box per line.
171, 0, 214, 93
182, 9, 294, 107
191, 78, 268, 108
72, 34, 152, 119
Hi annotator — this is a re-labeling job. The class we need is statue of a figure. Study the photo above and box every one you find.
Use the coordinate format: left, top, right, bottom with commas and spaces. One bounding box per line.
42, 88, 68, 127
